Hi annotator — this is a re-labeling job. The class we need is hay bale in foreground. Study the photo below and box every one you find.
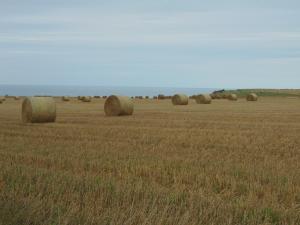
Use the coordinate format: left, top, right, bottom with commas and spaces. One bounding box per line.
228, 94, 238, 101
172, 94, 189, 105
22, 97, 56, 123
82, 96, 92, 102
247, 93, 258, 101
62, 96, 70, 101
104, 95, 134, 116
195, 94, 212, 104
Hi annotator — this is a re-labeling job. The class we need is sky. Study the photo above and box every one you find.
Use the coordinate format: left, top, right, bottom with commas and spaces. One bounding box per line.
0, 0, 300, 88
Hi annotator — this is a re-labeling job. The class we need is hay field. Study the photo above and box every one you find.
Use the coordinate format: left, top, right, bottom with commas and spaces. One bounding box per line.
0, 97, 299, 225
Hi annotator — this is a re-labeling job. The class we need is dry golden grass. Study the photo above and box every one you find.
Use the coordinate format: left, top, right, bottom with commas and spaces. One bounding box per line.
0, 97, 300, 225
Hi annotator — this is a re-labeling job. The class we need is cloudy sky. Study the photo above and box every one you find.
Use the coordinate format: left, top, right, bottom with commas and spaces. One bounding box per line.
0, 0, 300, 88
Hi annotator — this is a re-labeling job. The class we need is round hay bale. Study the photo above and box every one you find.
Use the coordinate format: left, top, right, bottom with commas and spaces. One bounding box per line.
195, 94, 212, 104
228, 94, 238, 101
62, 96, 70, 101
172, 94, 189, 105
82, 96, 92, 102
77, 96, 84, 100
104, 95, 134, 116
22, 97, 56, 123
247, 93, 258, 101
14, 96, 20, 100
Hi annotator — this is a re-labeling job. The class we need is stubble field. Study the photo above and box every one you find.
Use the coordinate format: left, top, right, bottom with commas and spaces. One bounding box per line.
0, 97, 299, 225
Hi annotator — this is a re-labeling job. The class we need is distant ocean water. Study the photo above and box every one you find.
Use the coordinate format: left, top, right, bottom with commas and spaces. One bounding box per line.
0, 85, 217, 97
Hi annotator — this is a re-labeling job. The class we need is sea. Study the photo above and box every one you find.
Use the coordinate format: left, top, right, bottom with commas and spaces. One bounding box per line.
0, 85, 217, 97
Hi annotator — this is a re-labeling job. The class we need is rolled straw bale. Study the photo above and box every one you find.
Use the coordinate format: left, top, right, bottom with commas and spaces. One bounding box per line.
14, 96, 20, 100
22, 97, 56, 123
247, 93, 258, 101
104, 95, 134, 116
228, 94, 238, 101
62, 96, 70, 101
82, 96, 92, 102
195, 94, 212, 104
172, 94, 189, 105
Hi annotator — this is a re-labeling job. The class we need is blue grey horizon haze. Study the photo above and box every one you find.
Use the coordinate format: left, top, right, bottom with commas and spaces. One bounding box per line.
0, 0, 300, 88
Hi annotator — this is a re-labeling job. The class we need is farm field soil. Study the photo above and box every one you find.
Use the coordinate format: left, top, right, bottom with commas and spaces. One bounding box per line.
0, 97, 299, 225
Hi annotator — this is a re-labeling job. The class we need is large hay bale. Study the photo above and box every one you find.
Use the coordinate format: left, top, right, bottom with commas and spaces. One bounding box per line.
247, 93, 258, 101
77, 96, 84, 100
22, 97, 56, 123
195, 94, 212, 104
172, 94, 189, 105
228, 94, 238, 101
104, 95, 134, 116
82, 96, 92, 102
62, 96, 70, 101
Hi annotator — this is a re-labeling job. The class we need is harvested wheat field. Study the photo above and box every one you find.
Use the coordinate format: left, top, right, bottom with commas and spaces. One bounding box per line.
0, 97, 300, 225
